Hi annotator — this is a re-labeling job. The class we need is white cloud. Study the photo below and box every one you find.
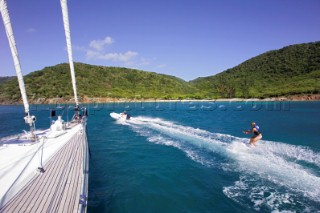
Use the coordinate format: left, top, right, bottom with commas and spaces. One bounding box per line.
89, 36, 114, 51
102, 51, 138, 62
86, 50, 100, 60
139, 57, 150, 66
26, 28, 36, 33
81, 36, 155, 67
86, 50, 138, 62
156, 64, 167, 69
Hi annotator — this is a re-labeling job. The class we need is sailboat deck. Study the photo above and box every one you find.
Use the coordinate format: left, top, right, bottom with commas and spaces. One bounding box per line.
0, 129, 87, 213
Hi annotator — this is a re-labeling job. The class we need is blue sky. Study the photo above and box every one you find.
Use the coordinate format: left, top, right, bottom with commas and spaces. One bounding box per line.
0, 0, 319, 81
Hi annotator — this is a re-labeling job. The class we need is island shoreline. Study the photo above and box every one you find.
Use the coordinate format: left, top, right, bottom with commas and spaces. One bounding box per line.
0, 94, 319, 105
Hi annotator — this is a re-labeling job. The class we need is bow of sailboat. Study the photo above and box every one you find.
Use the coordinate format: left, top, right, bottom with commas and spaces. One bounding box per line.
0, 121, 88, 212
0, 0, 89, 212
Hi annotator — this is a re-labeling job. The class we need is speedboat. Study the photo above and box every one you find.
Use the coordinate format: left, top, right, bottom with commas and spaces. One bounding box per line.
110, 112, 131, 121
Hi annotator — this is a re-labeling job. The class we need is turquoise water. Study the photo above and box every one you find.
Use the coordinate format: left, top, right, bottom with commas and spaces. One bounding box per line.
1, 101, 320, 212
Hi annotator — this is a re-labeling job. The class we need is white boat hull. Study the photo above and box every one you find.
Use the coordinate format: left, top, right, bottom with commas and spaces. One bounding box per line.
0, 122, 88, 210
110, 112, 131, 121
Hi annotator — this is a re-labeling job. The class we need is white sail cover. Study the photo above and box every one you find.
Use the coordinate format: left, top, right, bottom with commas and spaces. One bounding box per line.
0, 0, 29, 113
60, 0, 79, 106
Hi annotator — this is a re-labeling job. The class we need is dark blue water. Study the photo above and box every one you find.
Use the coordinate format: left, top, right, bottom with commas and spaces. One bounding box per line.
1, 101, 320, 212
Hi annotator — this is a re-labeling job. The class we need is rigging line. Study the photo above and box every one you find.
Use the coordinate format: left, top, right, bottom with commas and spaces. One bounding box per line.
38, 136, 47, 173
0, 0, 29, 114
60, 0, 79, 106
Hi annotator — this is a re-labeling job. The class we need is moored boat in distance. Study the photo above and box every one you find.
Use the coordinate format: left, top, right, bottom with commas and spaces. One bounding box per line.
0, 0, 89, 212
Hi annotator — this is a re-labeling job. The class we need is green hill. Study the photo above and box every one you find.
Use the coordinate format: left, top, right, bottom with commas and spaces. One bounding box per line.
0, 63, 198, 103
0, 76, 15, 85
191, 41, 320, 98
0, 42, 319, 103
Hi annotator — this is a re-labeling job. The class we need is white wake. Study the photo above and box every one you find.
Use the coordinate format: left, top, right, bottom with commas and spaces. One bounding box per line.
118, 116, 320, 212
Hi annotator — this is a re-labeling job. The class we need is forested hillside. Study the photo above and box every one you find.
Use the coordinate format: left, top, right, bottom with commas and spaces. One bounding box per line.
0, 76, 15, 85
0, 42, 319, 103
0, 63, 198, 103
191, 41, 320, 98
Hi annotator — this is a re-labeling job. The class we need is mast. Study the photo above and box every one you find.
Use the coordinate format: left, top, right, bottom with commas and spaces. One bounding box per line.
60, 0, 79, 106
0, 0, 29, 114
0, 0, 35, 138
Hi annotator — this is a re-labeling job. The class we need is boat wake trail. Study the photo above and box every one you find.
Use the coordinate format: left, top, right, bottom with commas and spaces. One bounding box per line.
122, 116, 320, 212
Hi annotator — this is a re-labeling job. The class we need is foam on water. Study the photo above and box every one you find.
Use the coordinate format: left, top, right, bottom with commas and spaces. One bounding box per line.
119, 116, 320, 212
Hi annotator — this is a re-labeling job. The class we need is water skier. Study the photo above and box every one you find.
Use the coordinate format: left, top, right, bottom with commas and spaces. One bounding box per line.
243, 122, 262, 146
